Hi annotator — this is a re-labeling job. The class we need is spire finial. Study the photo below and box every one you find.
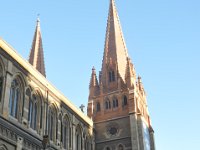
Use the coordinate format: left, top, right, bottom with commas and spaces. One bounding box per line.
37, 13, 40, 20
37, 14, 40, 26
92, 66, 96, 73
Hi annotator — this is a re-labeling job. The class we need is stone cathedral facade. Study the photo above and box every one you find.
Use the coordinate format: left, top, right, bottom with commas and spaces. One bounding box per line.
0, 0, 155, 150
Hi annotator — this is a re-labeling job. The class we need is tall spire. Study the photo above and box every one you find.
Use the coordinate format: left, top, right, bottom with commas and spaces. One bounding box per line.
29, 18, 46, 77
101, 0, 128, 84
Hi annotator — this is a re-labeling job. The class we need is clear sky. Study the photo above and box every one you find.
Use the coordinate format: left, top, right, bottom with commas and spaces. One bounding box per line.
0, 0, 200, 149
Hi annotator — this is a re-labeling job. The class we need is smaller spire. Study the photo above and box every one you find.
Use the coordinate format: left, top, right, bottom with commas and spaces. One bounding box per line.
89, 67, 99, 99
89, 67, 99, 88
29, 17, 46, 77
126, 58, 136, 88
138, 76, 145, 95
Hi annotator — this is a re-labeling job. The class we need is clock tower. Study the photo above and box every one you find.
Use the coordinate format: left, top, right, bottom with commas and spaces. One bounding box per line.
87, 0, 156, 150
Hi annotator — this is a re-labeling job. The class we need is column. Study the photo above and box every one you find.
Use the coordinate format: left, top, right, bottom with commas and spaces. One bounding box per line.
2, 61, 13, 118
16, 136, 23, 150
129, 113, 140, 150
150, 129, 156, 150
72, 123, 76, 150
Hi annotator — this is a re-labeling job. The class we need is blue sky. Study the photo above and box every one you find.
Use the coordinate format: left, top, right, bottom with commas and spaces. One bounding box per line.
0, 0, 200, 149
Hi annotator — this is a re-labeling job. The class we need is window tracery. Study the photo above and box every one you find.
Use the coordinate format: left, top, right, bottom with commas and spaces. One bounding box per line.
63, 115, 70, 149
113, 97, 118, 108
123, 95, 128, 106
109, 70, 115, 82
96, 102, 101, 112
76, 125, 82, 150
48, 105, 57, 142
105, 99, 111, 110
9, 78, 23, 119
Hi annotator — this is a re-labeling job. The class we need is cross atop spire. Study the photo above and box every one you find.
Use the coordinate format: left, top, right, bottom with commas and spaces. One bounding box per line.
101, 0, 128, 85
29, 18, 46, 77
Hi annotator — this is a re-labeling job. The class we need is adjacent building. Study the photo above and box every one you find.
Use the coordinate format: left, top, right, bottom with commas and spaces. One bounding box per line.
0, 0, 155, 150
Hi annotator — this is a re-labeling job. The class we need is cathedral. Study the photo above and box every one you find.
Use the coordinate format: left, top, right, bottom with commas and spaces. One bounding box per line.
0, 0, 155, 150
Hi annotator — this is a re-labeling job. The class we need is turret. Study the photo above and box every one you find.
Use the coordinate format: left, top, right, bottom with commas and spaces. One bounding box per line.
125, 57, 136, 88
89, 67, 99, 99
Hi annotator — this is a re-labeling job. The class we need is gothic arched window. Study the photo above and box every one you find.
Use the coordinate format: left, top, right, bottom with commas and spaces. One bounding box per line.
109, 70, 115, 82
48, 105, 57, 142
96, 102, 101, 112
9, 78, 23, 118
123, 95, 128, 106
118, 144, 124, 150
105, 101, 108, 109
63, 116, 70, 149
105, 99, 111, 110
76, 125, 82, 150
113, 97, 118, 108
105, 146, 111, 150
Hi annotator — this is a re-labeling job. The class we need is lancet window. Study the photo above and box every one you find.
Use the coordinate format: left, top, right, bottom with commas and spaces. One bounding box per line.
48, 105, 57, 142
105, 99, 111, 110
123, 95, 128, 106
76, 125, 82, 150
63, 115, 70, 149
113, 97, 118, 108
109, 70, 115, 82
96, 102, 101, 112
9, 78, 23, 119
118, 144, 124, 150
105, 147, 111, 150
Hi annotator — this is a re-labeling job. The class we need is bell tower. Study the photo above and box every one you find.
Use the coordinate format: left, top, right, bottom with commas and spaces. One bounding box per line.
87, 0, 155, 150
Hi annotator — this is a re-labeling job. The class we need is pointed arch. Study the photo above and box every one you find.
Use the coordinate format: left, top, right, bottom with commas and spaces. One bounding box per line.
62, 113, 71, 149
48, 103, 57, 143
109, 70, 115, 82
104, 146, 112, 150
96, 102, 101, 112
85, 133, 92, 150
0, 144, 8, 150
123, 95, 128, 106
105, 98, 111, 110
117, 143, 125, 150
112, 96, 118, 108
12, 72, 27, 87
76, 124, 83, 150
33, 88, 44, 131
9, 74, 25, 120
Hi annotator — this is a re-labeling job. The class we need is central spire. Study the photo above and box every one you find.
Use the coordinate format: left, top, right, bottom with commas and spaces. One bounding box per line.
101, 0, 128, 85
29, 18, 46, 77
